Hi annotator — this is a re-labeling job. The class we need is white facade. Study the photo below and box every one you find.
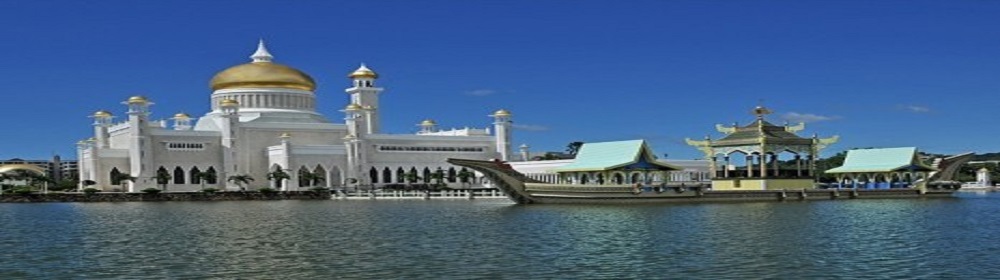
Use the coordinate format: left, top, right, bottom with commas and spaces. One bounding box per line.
77, 42, 512, 192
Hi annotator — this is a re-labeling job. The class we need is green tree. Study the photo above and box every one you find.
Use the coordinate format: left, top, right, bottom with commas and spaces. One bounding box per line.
431, 168, 445, 190
566, 141, 584, 156
267, 170, 291, 190
227, 174, 254, 191
155, 169, 172, 191
404, 170, 421, 189
193, 171, 216, 191
457, 169, 474, 189
111, 173, 135, 192
298, 170, 324, 187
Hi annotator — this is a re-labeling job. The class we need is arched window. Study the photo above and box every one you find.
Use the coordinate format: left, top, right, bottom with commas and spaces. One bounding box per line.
369, 167, 379, 184
300, 166, 312, 187
396, 167, 405, 183
580, 174, 589, 184
383, 167, 392, 184
422, 167, 432, 183
174, 167, 185, 184
448, 167, 457, 183
110, 168, 122, 185
190, 167, 202, 185
206, 167, 217, 185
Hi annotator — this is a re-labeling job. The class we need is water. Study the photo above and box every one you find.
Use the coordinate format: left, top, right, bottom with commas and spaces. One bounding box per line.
3, 193, 1000, 279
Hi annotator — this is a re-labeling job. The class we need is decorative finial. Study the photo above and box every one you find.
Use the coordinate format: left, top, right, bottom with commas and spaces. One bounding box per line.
251, 39, 273, 63
752, 105, 772, 119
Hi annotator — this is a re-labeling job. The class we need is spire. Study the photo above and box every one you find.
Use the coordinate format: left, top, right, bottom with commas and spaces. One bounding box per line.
250, 39, 273, 63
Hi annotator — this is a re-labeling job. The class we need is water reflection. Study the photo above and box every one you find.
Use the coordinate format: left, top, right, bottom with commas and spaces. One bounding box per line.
2, 196, 1000, 278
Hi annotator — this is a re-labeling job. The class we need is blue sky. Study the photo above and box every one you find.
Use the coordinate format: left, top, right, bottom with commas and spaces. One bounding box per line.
1, 0, 998, 160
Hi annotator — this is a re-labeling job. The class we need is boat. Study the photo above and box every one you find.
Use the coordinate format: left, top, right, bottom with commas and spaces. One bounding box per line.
446, 158, 959, 204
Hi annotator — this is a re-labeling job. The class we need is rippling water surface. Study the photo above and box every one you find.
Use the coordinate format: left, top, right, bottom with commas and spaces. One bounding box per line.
3, 193, 1000, 279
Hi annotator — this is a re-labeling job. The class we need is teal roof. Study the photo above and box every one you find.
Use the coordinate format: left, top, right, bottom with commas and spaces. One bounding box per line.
551, 140, 680, 172
825, 147, 936, 173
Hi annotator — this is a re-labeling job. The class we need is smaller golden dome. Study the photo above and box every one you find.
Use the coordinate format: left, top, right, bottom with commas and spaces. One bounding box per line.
127, 96, 149, 104
173, 112, 191, 119
93, 110, 113, 118
348, 64, 378, 79
344, 103, 363, 111
362, 105, 375, 110
493, 109, 511, 117
420, 119, 437, 126
279, 133, 291, 138
219, 99, 239, 107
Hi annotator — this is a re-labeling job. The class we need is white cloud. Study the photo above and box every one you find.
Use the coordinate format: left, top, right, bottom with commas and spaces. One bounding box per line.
512, 124, 549, 131
465, 89, 497, 96
781, 112, 838, 123
901, 105, 930, 113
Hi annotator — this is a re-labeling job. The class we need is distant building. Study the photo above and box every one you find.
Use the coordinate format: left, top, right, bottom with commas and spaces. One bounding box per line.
0, 155, 78, 182
508, 140, 711, 184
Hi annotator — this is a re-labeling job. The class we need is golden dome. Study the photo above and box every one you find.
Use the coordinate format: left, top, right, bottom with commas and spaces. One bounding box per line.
344, 103, 363, 111
127, 96, 149, 104
420, 119, 437, 126
210, 41, 316, 91
279, 133, 291, 138
173, 112, 190, 119
210, 62, 316, 91
348, 64, 378, 79
493, 109, 511, 116
219, 99, 239, 107
93, 110, 113, 118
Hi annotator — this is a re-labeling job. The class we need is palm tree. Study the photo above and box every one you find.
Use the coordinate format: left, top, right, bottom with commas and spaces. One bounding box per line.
298, 170, 325, 188
267, 170, 291, 190
431, 168, 445, 190
193, 171, 216, 191
155, 170, 172, 191
457, 169, 474, 189
111, 173, 135, 192
404, 170, 421, 189
227, 174, 254, 191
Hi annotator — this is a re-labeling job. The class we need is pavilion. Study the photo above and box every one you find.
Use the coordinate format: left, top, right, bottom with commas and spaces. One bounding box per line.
686, 105, 839, 190
824, 147, 936, 189
551, 140, 681, 185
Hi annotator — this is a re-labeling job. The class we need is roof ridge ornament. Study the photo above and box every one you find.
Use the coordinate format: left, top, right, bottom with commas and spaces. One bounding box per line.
251, 39, 273, 63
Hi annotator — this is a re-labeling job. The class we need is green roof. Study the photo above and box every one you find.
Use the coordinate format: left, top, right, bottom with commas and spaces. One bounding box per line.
714, 119, 813, 146
551, 140, 680, 172
825, 147, 936, 173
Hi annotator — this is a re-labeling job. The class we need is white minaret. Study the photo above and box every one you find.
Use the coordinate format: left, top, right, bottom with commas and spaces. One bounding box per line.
519, 144, 530, 162
251, 39, 273, 63
345, 64, 384, 134
342, 103, 364, 137
490, 109, 513, 161
977, 167, 992, 187
91, 110, 113, 148
218, 99, 240, 190
172, 112, 192, 130
124, 95, 153, 192
418, 119, 437, 134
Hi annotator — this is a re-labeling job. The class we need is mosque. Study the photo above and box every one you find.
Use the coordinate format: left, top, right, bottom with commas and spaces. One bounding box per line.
76, 41, 513, 192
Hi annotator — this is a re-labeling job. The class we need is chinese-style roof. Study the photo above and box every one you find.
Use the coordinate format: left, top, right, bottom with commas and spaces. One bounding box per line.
551, 140, 681, 172
825, 147, 937, 174
712, 119, 813, 147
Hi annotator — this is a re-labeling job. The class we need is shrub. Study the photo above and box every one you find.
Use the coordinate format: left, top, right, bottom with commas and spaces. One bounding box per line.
141, 188, 162, 194
13, 187, 33, 195
83, 188, 100, 195
202, 188, 219, 193
309, 187, 329, 192
259, 187, 277, 194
